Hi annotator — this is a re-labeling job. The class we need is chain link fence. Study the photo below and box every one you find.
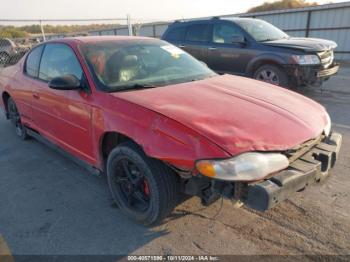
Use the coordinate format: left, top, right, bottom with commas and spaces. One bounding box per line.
1, 1, 350, 69
0, 37, 31, 67
0, 17, 133, 68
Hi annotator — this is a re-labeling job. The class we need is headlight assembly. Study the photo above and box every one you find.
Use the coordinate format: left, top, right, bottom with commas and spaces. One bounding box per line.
196, 152, 289, 182
324, 111, 332, 137
291, 55, 320, 65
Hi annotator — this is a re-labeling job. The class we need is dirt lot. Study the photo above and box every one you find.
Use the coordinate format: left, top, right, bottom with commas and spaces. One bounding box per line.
0, 66, 350, 257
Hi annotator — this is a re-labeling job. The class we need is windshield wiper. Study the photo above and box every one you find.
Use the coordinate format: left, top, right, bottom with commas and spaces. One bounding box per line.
260, 36, 289, 42
259, 38, 279, 42
112, 83, 157, 92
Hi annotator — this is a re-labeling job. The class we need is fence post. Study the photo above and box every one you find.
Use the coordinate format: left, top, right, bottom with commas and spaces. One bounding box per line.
305, 10, 312, 37
153, 25, 156, 38
127, 14, 133, 36
39, 20, 46, 41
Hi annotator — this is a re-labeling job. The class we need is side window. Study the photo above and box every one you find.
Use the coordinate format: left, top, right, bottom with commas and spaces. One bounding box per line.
0, 39, 12, 47
25, 45, 44, 78
185, 24, 212, 42
39, 44, 83, 82
165, 27, 186, 41
213, 23, 244, 44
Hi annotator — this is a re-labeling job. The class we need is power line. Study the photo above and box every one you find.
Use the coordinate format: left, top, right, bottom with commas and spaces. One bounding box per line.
0, 18, 128, 22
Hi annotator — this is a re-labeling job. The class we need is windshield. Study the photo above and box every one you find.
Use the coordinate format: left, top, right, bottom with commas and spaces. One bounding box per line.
80, 40, 216, 92
234, 19, 289, 42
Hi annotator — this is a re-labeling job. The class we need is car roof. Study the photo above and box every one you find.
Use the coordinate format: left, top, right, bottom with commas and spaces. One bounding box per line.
224, 17, 259, 22
170, 17, 258, 26
44, 35, 158, 45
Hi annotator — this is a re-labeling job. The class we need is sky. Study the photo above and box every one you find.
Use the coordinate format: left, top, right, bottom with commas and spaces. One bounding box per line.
0, 0, 346, 25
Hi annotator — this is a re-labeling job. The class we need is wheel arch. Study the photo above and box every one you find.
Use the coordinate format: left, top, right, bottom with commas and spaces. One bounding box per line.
246, 54, 287, 77
96, 106, 232, 173
99, 131, 135, 168
2, 91, 11, 116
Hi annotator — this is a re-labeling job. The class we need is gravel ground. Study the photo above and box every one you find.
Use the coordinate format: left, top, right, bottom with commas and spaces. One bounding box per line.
0, 66, 349, 257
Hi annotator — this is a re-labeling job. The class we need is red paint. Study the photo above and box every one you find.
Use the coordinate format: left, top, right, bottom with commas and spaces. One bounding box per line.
143, 180, 150, 196
0, 37, 328, 172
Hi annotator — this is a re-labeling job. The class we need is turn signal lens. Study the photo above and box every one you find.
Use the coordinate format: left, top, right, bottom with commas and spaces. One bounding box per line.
196, 160, 216, 177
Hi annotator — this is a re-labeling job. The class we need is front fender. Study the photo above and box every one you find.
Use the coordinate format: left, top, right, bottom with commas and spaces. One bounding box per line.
92, 98, 231, 170
246, 53, 289, 76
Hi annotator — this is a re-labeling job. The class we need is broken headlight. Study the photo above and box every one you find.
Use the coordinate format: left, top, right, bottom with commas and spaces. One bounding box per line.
324, 111, 332, 137
196, 152, 289, 182
292, 55, 320, 65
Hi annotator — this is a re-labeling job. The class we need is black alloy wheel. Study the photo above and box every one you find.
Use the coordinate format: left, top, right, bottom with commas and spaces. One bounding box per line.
107, 142, 180, 226
7, 97, 28, 140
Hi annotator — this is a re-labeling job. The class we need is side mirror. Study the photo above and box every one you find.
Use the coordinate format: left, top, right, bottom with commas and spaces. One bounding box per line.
48, 74, 81, 91
232, 35, 246, 45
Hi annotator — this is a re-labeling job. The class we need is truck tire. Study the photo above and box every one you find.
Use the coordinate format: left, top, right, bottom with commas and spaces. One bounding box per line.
254, 64, 289, 88
7, 97, 29, 140
107, 141, 180, 226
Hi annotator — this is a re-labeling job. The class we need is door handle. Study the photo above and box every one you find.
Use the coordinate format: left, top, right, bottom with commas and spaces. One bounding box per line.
33, 93, 40, 99
208, 47, 217, 51
178, 45, 186, 48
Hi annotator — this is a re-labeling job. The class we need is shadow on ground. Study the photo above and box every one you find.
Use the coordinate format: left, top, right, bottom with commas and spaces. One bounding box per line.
0, 115, 168, 255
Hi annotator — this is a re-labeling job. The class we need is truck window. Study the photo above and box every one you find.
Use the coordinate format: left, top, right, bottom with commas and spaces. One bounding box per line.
165, 27, 186, 41
0, 39, 12, 47
213, 23, 244, 44
185, 24, 212, 43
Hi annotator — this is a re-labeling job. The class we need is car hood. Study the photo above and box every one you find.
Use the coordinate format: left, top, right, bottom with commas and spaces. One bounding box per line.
263, 37, 337, 52
113, 75, 328, 156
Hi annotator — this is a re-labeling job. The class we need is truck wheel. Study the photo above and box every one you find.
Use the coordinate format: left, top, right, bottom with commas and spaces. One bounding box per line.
0, 52, 10, 65
107, 142, 180, 226
254, 64, 289, 87
7, 97, 28, 140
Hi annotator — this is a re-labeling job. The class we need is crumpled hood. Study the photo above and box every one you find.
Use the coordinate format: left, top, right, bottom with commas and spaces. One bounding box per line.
263, 37, 337, 52
113, 75, 328, 155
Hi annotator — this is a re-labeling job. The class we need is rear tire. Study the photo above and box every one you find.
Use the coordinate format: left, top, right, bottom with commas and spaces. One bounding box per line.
7, 97, 29, 140
107, 142, 180, 226
254, 64, 289, 88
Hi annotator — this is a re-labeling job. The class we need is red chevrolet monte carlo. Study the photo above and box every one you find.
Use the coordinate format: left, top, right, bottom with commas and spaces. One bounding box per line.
0, 36, 342, 225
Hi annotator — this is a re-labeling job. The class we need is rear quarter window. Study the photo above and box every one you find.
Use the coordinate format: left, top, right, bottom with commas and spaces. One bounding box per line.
0, 39, 12, 47
165, 26, 186, 41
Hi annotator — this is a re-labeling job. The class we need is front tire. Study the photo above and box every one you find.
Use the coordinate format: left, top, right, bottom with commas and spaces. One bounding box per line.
107, 142, 180, 226
7, 97, 29, 140
253, 64, 289, 87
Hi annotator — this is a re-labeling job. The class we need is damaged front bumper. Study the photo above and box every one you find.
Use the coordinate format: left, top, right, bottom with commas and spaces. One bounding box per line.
285, 63, 339, 86
243, 132, 342, 211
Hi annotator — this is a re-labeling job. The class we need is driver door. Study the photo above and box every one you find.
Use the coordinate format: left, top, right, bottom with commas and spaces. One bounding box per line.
31, 43, 94, 164
207, 22, 255, 75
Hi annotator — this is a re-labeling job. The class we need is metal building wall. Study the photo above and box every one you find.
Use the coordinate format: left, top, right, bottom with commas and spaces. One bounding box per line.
237, 2, 350, 60
88, 2, 350, 60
